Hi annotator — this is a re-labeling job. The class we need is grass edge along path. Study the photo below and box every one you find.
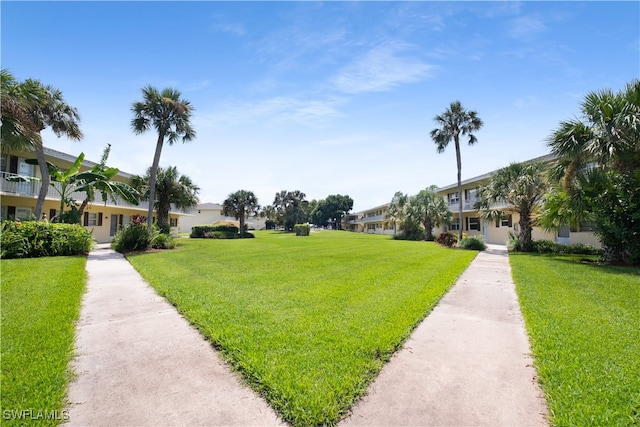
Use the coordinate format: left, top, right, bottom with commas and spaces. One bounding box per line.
127, 231, 478, 426
1, 256, 87, 427
510, 253, 640, 426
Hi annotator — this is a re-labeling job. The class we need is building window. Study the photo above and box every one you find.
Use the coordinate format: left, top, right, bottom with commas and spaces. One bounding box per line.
15, 207, 32, 220
170, 218, 178, 227
449, 192, 459, 205
449, 217, 460, 231
87, 213, 98, 226
467, 217, 481, 231
464, 188, 477, 203
501, 215, 513, 227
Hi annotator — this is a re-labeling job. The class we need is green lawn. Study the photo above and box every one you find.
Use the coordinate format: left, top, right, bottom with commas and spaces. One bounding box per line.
126, 230, 477, 426
1, 256, 87, 426
510, 253, 640, 426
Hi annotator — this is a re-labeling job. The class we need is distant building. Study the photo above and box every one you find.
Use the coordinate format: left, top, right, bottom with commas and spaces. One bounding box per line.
180, 203, 266, 233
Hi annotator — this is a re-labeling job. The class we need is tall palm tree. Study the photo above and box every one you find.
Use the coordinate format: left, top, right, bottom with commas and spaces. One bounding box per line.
222, 190, 260, 236
131, 86, 195, 229
476, 161, 548, 252
130, 166, 199, 232
0, 71, 83, 219
430, 101, 483, 239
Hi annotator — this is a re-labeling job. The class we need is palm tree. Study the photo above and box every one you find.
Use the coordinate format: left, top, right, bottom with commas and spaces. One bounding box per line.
0, 71, 83, 219
385, 191, 409, 235
545, 79, 640, 263
408, 186, 452, 241
130, 166, 199, 233
26, 151, 138, 223
131, 86, 195, 229
222, 190, 260, 236
430, 101, 483, 239
476, 161, 548, 252
0, 69, 42, 150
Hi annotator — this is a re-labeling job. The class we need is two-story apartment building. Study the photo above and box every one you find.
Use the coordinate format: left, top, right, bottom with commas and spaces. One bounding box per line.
347, 154, 600, 247
1, 146, 185, 243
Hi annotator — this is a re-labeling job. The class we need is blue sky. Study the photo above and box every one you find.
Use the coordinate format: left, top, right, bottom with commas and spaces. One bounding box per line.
2, 1, 638, 212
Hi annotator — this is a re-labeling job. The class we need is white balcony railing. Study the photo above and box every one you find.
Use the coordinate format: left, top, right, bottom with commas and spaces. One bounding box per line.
1, 171, 183, 213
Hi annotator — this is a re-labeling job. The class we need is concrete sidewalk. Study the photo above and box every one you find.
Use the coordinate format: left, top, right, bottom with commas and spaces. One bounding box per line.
340, 245, 549, 426
66, 245, 283, 426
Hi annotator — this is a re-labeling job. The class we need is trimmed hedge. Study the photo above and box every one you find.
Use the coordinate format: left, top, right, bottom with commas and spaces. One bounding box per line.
191, 224, 240, 239
0, 220, 93, 258
294, 224, 311, 236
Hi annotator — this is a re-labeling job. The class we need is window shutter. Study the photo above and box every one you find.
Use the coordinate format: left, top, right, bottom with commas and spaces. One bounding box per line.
496, 219, 500, 228
98, 213, 103, 226
477, 218, 481, 232
8, 206, 16, 217
465, 217, 469, 231
49, 209, 56, 221
83, 212, 89, 226
508, 215, 513, 227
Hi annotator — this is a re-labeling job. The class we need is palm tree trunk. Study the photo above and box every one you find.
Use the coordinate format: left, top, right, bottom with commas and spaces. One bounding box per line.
239, 207, 245, 236
147, 132, 165, 229
34, 141, 49, 221
455, 135, 463, 240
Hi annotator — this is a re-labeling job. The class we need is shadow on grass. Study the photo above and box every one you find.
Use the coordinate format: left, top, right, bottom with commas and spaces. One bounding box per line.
510, 252, 640, 278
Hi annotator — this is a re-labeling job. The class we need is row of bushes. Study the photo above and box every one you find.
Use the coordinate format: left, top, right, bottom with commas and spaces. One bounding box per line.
507, 234, 602, 255
190, 224, 254, 239
1, 220, 93, 258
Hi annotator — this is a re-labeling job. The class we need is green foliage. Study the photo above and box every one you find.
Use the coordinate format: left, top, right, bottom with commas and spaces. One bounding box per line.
111, 223, 152, 253
294, 223, 311, 236
126, 231, 477, 426
458, 235, 487, 250
530, 240, 602, 256
511, 253, 640, 426
190, 224, 240, 239
150, 232, 176, 249
435, 231, 458, 247
1, 256, 86, 423
0, 220, 93, 258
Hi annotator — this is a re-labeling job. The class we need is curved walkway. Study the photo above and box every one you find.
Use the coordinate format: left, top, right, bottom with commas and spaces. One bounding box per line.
66, 243, 547, 426
340, 245, 548, 426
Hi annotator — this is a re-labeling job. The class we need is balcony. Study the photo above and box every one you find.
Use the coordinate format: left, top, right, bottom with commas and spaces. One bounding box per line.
1, 171, 182, 213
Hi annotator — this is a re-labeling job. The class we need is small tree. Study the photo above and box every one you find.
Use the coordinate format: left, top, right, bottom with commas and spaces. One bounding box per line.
476, 161, 548, 252
130, 166, 199, 233
222, 190, 259, 236
407, 186, 452, 241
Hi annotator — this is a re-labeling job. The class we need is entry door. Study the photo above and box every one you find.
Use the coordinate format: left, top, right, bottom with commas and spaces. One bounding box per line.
110, 215, 120, 237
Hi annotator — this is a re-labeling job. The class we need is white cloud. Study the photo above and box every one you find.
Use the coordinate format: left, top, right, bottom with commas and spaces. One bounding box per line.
195, 95, 347, 128
507, 16, 547, 40
331, 42, 433, 94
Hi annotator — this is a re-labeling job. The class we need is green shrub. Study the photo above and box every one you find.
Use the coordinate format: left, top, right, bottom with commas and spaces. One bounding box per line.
435, 232, 458, 247
530, 239, 602, 256
294, 224, 311, 236
111, 224, 152, 253
0, 220, 93, 258
150, 232, 176, 249
507, 232, 523, 252
191, 224, 240, 238
459, 235, 487, 251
